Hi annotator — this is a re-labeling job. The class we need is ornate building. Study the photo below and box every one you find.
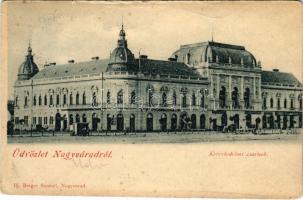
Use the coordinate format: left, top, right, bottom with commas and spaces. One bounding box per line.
13, 26, 303, 132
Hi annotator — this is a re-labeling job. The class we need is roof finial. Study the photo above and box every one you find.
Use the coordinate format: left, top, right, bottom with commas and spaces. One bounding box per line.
122, 16, 124, 30
27, 39, 32, 55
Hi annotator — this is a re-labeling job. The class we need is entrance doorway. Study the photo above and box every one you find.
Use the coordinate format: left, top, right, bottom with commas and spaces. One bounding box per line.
146, 113, 153, 131
55, 113, 61, 131
117, 114, 124, 131
171, 114, 177, 131
130, 114, 135, 132
160, 113, 167, 131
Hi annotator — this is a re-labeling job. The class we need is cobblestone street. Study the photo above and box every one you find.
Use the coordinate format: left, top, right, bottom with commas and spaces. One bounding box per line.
7, 129, 302, 144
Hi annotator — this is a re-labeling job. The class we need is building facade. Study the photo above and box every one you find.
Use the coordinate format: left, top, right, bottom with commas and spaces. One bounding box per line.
13, 26, 303, 132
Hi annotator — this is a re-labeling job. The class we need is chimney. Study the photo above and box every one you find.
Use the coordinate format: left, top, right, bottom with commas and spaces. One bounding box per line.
139, 55, 148, 59
68, 60, 75, 64
91, 56, 99, 60
273, 69, 279, 72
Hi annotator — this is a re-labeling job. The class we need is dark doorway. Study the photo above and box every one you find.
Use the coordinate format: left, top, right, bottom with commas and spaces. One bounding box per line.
245, 114, 252, 128
130, 114, 135, 132
180, 113, 188, 130
262, 115, 267, 129
107, 114, 112, 131
289, 115, 294, 128
191, 114, 196, 129
160, 113, 167, 131
269, 115, 274, 129
92, 113, 99, 131
171, 114, 177, 131
146, 113, 153, 131
233, 114, 239, 129
221, 113, 227, 127
75, 114, 80, 123
55, 113, 61, 131
255, 117, 261, 129
200, 114, 206, 129
283, 116, 287, 129
299, 114, 302, 128
63, 115, 67, 131
276, 115, 281, 129
212, 118, 217, 131
117, 114, 124, 131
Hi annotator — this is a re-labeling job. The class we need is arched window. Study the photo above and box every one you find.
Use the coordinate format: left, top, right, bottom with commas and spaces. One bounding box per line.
263, 97, 267, 109
24, 96, 28, 107
200, 94, 205, 108
50, 95, 53, 106
44, 95, 47, 105
117, 90, 123, 104
15, 96, 18, 107
63, 94, 67, 105
82, 92, 86, 105
173, 91, 177, 106
82, 114, 87, 123
290, 99, 294, 109
33, 96, 36, 106
56, 94, 60, 105
131, 91, 136, 104
148, 90, 153, 107
92, 92, 97, 106
244, 88, 250, 109
186, 53, 191, 64
284, 99, 287, 108
69, 114, 73, 125
277, 98, 280, 109
270, 98, 274, 108
76, 93, 79, 105
38, 95, 42, 106
75, 114, 80, 123
191, 93, 196, 106
219, 86, 226, 108
70, 93, 73, 105
162, 93, 167, 107
300, 99, 303, 109
107, 91, 111, 104
182, 94, 187, 107
232, 87, 239, 108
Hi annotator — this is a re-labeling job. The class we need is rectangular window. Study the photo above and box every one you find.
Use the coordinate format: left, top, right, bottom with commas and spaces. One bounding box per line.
38, 117, 42, 125
44, 117, 48, 124
15, 117, 19, 124
24, 116, 28, 126
50, 116, 54, 125
33, 117, 37, 125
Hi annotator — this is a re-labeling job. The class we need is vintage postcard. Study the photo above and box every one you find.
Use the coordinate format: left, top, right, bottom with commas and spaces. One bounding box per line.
0, 1, 302, 198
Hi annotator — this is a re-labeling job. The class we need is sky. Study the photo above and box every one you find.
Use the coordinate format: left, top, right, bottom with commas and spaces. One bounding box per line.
4, 1, 302, 99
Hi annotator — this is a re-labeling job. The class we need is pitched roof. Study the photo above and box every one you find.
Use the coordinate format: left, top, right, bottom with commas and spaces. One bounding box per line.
137, 58, 201, 77
261, 70, 302, 86
32, 59, 109, 79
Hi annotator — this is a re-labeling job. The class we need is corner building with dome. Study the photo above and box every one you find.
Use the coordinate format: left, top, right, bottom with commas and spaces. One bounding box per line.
13, 26, 303, 132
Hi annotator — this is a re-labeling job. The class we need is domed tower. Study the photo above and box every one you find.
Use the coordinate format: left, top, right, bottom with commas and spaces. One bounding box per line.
17, 44, 39, 80
107, 24, 136, 72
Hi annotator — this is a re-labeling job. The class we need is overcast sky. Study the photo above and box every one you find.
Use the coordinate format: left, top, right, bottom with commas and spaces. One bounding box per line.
5, 1, 302, 99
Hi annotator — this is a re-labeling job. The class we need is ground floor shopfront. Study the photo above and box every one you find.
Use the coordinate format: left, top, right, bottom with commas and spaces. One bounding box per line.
14, 108, 302, 132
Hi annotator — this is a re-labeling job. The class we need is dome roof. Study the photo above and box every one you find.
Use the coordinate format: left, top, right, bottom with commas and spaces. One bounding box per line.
107, 24, 136, 72
109, 46, 135, 64
172, 41, 257, 68
17, 45, 39, 80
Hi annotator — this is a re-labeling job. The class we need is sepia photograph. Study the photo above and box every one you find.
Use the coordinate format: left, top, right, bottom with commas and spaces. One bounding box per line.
1, 1, 302, 198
